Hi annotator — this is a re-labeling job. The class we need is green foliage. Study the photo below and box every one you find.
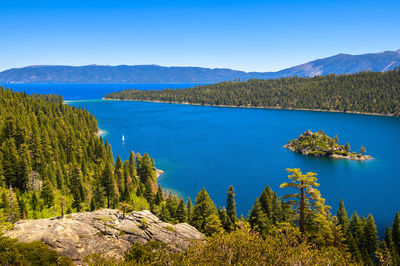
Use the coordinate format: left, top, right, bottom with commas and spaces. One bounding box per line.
137, 153, 155, 184
280, 168, 330, 233
106, 69, 400, 116
40, 179, 55, 208
124, 241, 168, 264
186, 197, 193, 223
226, 185, 236, 227
118, 202, 133, 218
258, 184, 285, 224
0, 236, 72, 265
175, 198, 186, 223
123, 224, 352, 265
139, 218, 149, 228
359, 146, 366, 154
285, 130, 368, 158
204, 213, 223, 236
0, 212, 12, 233
249, 199, 271, 237
337, 199, 349, 231
192, 188, 218, 234
0, 88, 170, 223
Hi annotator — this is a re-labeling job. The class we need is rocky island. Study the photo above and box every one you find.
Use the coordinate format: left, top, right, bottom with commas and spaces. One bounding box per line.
284, 130, 372, 160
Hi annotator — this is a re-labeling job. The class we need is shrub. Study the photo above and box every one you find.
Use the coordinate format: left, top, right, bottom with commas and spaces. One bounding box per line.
139, 218, 149, 229
0, 236, 72, 265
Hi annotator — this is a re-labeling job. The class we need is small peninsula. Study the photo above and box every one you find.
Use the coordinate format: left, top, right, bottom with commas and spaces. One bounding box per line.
284, 130, 372, 160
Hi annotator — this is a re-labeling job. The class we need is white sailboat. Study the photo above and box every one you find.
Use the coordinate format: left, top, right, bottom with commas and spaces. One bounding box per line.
122, 134, 125, 142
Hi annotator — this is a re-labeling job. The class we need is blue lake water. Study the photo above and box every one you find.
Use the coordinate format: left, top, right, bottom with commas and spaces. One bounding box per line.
4, 83, 400, 234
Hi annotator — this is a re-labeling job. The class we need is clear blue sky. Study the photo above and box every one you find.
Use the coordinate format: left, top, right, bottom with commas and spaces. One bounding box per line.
1, 0, 399, 72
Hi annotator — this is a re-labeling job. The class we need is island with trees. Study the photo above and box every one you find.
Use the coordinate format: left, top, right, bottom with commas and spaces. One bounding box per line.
284, 130, 371, 160
105, 68, 400, 116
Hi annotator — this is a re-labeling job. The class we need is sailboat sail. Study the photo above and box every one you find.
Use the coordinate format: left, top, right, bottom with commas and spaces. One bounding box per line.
122, 134, 125, 142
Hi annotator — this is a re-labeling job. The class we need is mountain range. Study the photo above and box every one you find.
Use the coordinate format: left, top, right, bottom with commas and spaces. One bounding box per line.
1, 49, 399, 83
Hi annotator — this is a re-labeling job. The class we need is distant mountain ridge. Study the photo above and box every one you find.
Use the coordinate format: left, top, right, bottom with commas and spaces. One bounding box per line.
1, 49, 399, 83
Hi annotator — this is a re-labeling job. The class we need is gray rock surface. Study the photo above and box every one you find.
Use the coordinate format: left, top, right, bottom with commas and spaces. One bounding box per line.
5, 209, 204, 263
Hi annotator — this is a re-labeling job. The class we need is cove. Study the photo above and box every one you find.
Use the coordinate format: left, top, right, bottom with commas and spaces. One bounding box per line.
70, 99, 400, 234
6, 83, 400, 234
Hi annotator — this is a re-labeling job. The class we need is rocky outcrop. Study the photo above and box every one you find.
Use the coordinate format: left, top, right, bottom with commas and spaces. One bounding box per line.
5, 209, 204, 264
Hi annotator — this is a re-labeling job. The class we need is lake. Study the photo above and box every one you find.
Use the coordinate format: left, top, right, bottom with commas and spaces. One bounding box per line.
5, 83, 400, 234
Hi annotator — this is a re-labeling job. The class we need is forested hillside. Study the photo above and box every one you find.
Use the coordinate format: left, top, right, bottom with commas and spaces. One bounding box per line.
0, 86, 162, 221
106, 69, 400, 116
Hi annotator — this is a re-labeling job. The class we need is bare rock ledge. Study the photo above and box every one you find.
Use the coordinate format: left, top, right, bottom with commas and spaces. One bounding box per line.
5, 209, 204, 264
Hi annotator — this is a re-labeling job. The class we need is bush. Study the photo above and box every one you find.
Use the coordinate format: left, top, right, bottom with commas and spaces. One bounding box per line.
139, 218, 149, 229
0, 236, 72, 265
124, 241, 168, 264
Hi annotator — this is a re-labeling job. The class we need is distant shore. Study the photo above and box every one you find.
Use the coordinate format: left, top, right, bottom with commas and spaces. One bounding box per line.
102, 98, 397, 118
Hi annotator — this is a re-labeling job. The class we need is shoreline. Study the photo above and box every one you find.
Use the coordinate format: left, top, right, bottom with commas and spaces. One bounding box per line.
102, 98, 398, 118
95, 129, 106, 137
155, 168, 164, 179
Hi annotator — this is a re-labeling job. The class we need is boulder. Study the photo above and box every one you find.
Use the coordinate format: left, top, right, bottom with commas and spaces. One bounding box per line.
5, 209, 204, 264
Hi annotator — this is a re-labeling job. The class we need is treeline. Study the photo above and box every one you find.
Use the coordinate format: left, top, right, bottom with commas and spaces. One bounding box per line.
85, 168, 400, 265
106, 69, 400, 116
0, 86, 166, 223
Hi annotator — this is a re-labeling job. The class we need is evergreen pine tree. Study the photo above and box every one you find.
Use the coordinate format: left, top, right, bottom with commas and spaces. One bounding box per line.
393, 212, 400, 255
176, 198, 186, 223
159, 203, 171, 222
186, 197, 193, 223
249, 199, 270, 237
114, 155, 124, 197
155, 185, 164, 205
375, 240, 390, 265
138, 153, 155, 183
6, 187, 20, 222
55, 166, 64, 190
90, 197, 96, 211
128, 151, 137, 180
218, 207, 231, 231
280, 168, 329, 234
384, 226, 400, 265
16, 144, 30, 192
40, 179, 55, 208
0, 190, 7, 209
1, 139, 19, 189
92, 174, 104, 210
102, 163, 114, 208
70, 165, 84, 212
192, 188, 218, 232
259, 185, 274, 220
337, 199, 349, 231
271, 193, 283, 223
226, 185, 236, 225
350, 211, 363, 245
16, 192, 27, 219
144, 180, 155, 209
30, 193, 38, 211
204, 213, 223, 236
166, 192, 178, 219
346, 230, 363, 263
